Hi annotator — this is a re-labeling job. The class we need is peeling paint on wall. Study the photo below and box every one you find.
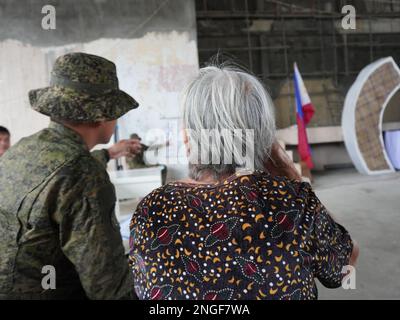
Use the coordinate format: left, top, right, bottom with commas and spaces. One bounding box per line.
0, 31, 198, 158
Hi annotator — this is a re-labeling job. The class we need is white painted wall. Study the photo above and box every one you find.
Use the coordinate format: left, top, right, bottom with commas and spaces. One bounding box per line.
0, 31, 198, 179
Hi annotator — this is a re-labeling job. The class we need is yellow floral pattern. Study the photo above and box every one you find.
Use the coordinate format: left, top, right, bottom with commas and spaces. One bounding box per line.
129, 171, 353, 300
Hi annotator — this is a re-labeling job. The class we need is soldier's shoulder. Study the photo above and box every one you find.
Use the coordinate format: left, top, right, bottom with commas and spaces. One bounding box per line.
59, 152, 109, 182
47, 154, 112, 203
3, 128, 82, 159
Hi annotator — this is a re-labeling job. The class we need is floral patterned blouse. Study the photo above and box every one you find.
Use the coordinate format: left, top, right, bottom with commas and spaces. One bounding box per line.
129, 170, 353, 300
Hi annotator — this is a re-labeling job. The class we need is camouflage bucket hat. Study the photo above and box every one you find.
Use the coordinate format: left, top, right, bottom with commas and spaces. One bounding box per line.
29, 52, 139, 122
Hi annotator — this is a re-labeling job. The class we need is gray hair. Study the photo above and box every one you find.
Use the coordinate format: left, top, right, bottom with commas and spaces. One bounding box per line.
182, 65, 276, 181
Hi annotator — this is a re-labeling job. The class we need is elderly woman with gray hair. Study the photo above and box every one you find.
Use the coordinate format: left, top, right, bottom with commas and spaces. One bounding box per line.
129, 66, 359, 300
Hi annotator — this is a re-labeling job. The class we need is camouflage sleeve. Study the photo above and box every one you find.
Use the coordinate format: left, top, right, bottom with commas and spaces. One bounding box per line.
57, 177, 135, 299
90, 149, 110, 167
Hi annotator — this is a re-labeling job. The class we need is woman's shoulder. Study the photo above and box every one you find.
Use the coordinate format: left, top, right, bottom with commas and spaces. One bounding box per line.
236, 170, 313, 197
134, 170, 315, 214
148, 170, 313, 196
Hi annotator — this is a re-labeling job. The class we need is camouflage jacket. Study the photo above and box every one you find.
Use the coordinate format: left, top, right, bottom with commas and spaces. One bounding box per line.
0, 121, 134, 299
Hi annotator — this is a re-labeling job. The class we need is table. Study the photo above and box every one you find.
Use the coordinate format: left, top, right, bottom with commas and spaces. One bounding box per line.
108, 166, 164, 253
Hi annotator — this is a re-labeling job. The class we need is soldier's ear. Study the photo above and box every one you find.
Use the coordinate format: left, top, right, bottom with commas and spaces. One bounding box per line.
91, 122, 102, 128
58, 119, 98, 128
81, 121, 102, 129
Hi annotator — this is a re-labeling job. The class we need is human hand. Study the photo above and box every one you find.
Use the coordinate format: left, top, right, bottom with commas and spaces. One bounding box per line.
264, 141, 302, 181
108, 139, 142, 159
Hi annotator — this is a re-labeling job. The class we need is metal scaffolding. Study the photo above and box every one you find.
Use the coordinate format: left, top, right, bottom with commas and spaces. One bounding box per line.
196, 0, 400, 84
195, 0, 400, 127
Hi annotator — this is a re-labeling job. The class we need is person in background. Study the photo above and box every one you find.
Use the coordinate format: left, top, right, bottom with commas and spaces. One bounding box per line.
0, 126, 11, 157
0, 52, 142, 300
126, 132, 169, 184
129, 65, 359, 300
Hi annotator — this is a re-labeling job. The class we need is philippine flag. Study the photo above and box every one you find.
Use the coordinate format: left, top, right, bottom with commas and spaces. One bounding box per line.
293, 62, 315, 169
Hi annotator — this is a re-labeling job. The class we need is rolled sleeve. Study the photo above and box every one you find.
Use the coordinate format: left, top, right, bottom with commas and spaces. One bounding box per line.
91, 149, 110, 167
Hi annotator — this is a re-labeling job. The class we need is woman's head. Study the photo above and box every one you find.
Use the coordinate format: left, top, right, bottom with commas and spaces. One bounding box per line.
182, 65, 276, 180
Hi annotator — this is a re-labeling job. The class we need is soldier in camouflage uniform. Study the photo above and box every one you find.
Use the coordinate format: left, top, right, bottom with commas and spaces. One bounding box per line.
125, 133, 169, 184
125, 133, 149, 169
0, 52, 141, 299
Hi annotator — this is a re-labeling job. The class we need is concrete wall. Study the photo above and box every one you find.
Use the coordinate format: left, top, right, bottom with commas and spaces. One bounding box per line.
0, 0, 198, 178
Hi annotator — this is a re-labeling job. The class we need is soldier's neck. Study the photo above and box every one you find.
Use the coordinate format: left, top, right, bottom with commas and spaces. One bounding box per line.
61, 122, 100, 150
